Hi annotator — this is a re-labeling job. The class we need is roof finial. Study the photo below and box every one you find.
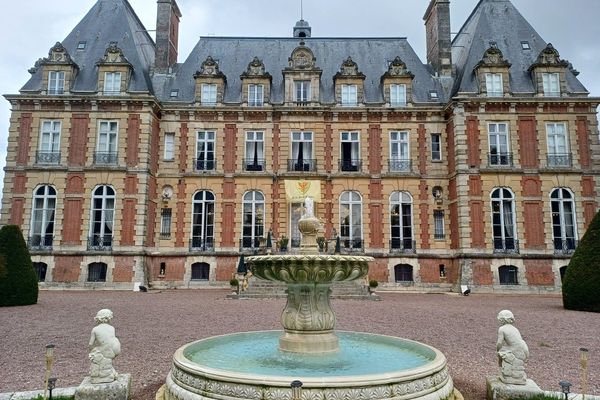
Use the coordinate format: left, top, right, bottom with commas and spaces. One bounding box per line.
300, 0, 304, 20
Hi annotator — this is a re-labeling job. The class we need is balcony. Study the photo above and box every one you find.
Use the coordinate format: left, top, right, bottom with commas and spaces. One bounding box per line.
553, 238, 578, 255
493, 238, 519, 254
388, 159, 412, 173
243, 159, 266, 172
547, 153, 572, 168
339, 159, 362, 172
390, 239, 416, 254
93, 152, 118, 165
189, 237, 215, 252
294, 101, 310, 107
487, 152, 513, 167
287, 159, 317, 172
35, 151, 61, 165
27, 235, 53, 251
340, 237, 363, 252
194, 159, 216, 172
87, 235, 113, 251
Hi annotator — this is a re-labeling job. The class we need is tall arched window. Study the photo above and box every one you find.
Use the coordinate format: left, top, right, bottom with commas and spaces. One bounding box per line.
191, 262, 210, 281
89, 186, 115, 250
340, 191, 363, 250
191, 191, 215, 250
491, 188, 517, 253
394, 264, 414, 283
390, 191, 414, 252
242, 191, 264, 249
551, 188, 577, 254
499, 265, 519, 285
87, 262, 107, 282
30, 186, 56, 249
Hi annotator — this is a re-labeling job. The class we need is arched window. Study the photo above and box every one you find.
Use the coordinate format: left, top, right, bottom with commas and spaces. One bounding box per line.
89, 186, 115, 250
88, 262, 107, 282
394, 264, 414, 283
33, 262, 48, 282
390, 191, 414, 252
191, 191, 215, 250
242, 191, 265, 249
499, 265, 519, 285
551, 188, 577, 254
30, 186, 56, 249
340, 191, 363, 250
491, 188, 517, 252
559, 266, 568, 283
191, 262, 210, 281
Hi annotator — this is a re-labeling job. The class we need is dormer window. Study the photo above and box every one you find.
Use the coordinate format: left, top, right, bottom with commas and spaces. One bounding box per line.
201, 83, 217, 105
334, 57, 365, 107
96, 42, 132, 96
485, 73, 503, 97
542, 73, 560, 97
248, 84, 264, 107
528, 43, 569, 97
241, 57, 271, 107
390, 84, 407, 107
77, 41, 87, 50
295, 81, 310, 103
170, 89, 179, 98
474, 44, 511, 98
194, 56, 226, 105
48, 71, 65, 95
521, 41, 530, 50
103, 72, 121, 95
381, 56, 414, 106
341, 84, 357, 107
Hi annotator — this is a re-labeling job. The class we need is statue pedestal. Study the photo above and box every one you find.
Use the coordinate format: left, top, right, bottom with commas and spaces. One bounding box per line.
486, 376, 541, 400
75, 373, 131, 400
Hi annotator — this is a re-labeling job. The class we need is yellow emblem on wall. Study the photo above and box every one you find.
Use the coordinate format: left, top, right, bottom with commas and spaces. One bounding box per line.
284, 180, 322, 203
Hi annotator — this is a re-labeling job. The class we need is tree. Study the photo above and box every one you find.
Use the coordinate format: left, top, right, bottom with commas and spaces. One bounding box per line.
0, 225, 38, 306
562, 210, 600, 312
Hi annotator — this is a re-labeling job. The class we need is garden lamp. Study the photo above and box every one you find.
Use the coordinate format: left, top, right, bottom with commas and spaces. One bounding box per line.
44, 344, 55, 400
48, 377, 57, 400
559, 380, 571, 400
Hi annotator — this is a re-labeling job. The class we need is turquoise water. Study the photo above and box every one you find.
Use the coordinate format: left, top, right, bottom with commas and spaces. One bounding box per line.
184, 331, 434, 377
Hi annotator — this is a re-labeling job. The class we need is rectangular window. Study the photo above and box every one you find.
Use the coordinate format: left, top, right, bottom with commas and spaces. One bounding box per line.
485, 73, 503, 97
195, 131, 215, 171
546, 123, 570, 166
389, 131, 410, 172
245, 131, 264, 171
488, 123, 511, 166
434, 210, 445, 239
295, 81, 310, 103
39, 121, 61, 152
431, 133, 442, 161
542, 73, 560, 97
96, 121, 118, 164
160, 208, 172, 238
48, 71, 65, 95
164, 133, 175, 161
201, 84, 217, 105
290, 131, 314, 171
340, 131, 360, 171
248, 84, 264, 106
390, 84, 407, 107
103, 72, 122, 95
341, 84, 357, 106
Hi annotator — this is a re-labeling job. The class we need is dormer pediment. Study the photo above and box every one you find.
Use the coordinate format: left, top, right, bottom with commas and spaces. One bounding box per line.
240, 57, 272, 81
333, 57, 365, 81
194, 56, 226, 80
29, 42, 78, 74
287, 43, 319, 71
474, 44, 511, 70
380, 56, 414, 82
97, 42, 132, 67
528, 43, 569, 71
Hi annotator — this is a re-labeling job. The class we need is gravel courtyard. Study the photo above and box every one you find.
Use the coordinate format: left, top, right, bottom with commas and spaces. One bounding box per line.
0, 290, 598, 399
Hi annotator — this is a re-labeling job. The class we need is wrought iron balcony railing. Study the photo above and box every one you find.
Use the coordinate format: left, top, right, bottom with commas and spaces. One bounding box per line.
287, 159, 317, 172
243, 159, 266, 172
547, 153, 572, 168
493, 238, 519, 254
434, 232, 446, 240
390, 239, 416, 254
553, 238, 578, 255
388, 159, 412, 173
87, 235, 113, 251
339, 159, 362, 172
194, 159, 216, 172
93, 152, 118, 165
240, 237, 262, 250
488, 152, 513, 167
189, 237, 215, 252
27, 235, 53, 250
35, 151, 61, 165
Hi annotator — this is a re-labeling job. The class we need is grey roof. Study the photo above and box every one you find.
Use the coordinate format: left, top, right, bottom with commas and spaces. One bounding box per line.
21, 0, 155, 94
152, 37, 448, 104
451, 0, 588, 95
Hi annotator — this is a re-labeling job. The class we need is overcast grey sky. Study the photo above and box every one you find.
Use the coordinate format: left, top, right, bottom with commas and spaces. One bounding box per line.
1, 0, 599, 201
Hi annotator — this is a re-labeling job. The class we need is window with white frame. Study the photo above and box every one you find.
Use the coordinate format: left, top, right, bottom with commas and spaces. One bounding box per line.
542, 73, 560, 97
201, 83, 217, 105
89, 185, 115, 249
390, 84, 407, 107
48, 71, 65, 94
431, 133, 442, 161
160, 208, 172, 238
164, 133, 175, 161
103, 72, 122, 95
434, 210, 445, 240
340, 191, 363, 250
389, 131, 410, 171
546, 123, 570, 166
245, 131, 264, 171
30, 186, 56, 248
294, 80, 310, 103
291, 131, 313, 171
242, 191, 265, 248
485, 73, 503, 97
96, 121, 118, 164
191, 191, 215, 250
390, 191, 414, 251
37, 121, 61, 164
488, 123, 511, 166
551, 188, 577, 253
341, 84, 358, 106
248, 84, 264, 107
340, 131, 360, 171
195, 131, 215, 171
491, 188, 517, 252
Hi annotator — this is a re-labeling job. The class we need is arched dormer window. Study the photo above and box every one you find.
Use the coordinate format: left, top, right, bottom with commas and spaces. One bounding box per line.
474, 44, 511, 97
381, 56, 414, 107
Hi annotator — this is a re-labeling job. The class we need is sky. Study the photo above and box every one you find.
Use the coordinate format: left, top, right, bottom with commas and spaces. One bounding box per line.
0, 0, 599, 202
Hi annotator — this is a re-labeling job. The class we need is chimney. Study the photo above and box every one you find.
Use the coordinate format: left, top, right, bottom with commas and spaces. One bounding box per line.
424, 0, 452, 77
155, 0, 182, 73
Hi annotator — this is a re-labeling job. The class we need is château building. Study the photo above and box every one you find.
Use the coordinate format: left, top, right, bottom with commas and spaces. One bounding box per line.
1, 0, 598, 292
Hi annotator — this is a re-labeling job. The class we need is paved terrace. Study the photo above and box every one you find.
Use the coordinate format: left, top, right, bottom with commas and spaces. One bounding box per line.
0, 291, 598, 399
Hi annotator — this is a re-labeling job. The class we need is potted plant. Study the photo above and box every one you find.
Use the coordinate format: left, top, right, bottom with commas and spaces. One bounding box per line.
229, 278, 239, 291
369, 279, 379, 294
278, 235, 289, 252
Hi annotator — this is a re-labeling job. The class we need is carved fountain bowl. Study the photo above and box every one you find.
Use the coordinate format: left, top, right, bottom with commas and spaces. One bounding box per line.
247, 254, 373, 284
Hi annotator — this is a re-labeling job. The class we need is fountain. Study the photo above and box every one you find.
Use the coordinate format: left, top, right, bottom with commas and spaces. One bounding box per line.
160, 198, 459, 400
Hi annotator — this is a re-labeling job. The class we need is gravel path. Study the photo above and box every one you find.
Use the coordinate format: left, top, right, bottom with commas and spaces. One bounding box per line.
0, 290, 598, 399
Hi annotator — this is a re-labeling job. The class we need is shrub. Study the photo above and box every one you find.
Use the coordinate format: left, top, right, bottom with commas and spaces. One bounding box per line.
562, 210, 600, 312
0, 225, 38, 307
369, 279, 379, 288
229, 278, 239, 286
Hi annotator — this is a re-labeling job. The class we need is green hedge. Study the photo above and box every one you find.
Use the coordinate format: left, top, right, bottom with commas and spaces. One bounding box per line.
562, 210, 600, 312
0, 225, 38, 306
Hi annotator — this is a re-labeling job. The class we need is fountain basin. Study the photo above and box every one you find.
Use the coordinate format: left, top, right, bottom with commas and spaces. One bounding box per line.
163, 331, 456, 400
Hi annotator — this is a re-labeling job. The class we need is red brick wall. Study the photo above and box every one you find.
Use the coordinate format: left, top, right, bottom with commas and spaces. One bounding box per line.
582, 176, 596, 197
221, 203, 236, 247
419, 258, 456, 284
583, 202, 597, 230
124, 175, 137, 195
179, 122, 189, 172
9, 199, 24, 226
368, 124, 382, 174
368, 258, 389, 282
126, 114, 140, 167
419, 180, 430, 249
13, 173, 27, 194
150, 257, 186, 280
66, 174, 84, 194
120, 199, 137, 246
272, 123, 280, 172
62, 199, 83, 244
272, 181, 280, 236
223, 124, 237, 173
369, 204, 384, 248
518, 117, 538, 168
469, 201, 485, 248
113, 256, 135, 282
466, 117, 481, 167
417, 124, 427, 174
68, 114, 89, 166
324, 124, 333, 172
53, 256, 83, 282
576, 117, 591, 168
16, 113, 32, 166
324, 180, 334, 237
468, 176, 482, 196
524, 260, 554, 286
147, 201, 156, 247
472, 259, 493, 285
216, 256, 237, 281
446, 121, 455, 173
150, 117, 160, 173
521, 176, 542, 197
523, 201, 545, 248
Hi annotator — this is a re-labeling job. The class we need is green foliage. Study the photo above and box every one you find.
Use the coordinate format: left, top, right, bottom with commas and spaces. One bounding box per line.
508, 394, 561, 400
278, 235, 289, 250
0, 225, 38, 307
562, 210, 600, 312
33, 395, 74, 400
229, 278, 239, 286
369, 279, 379, 288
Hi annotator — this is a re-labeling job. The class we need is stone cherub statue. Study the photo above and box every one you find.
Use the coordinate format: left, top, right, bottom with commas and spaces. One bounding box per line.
88, 309, 121, 384
496, 309, 529, 385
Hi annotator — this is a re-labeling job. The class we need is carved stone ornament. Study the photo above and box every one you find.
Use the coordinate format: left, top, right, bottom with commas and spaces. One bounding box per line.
288, 43, 317, 69
240, 56, 272, 79
529, 43, 569, 71
29, 42, 77, 74
334, 56, 365, 80
194, 56, 226, 79
97, 42, 132, 66
475, 44, 511, 70
381, 56, 414, 81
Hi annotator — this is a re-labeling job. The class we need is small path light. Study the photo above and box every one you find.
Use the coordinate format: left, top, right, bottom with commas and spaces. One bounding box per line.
291, 380, 303, 400
47, 377, 57, 400
580, 348, 589, 400
44, 344, 55, 400
559, 380, 571, 400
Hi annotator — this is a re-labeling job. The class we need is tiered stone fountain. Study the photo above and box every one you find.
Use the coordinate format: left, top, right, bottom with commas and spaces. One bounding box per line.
161, 198, 458, 400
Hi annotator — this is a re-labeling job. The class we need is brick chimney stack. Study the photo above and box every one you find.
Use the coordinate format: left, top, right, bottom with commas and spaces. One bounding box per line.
424, 0, 452, 77
155, 0, 182, 73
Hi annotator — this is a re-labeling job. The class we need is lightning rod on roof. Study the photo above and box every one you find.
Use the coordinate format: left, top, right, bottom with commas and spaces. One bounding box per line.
301, 0, 304, 20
